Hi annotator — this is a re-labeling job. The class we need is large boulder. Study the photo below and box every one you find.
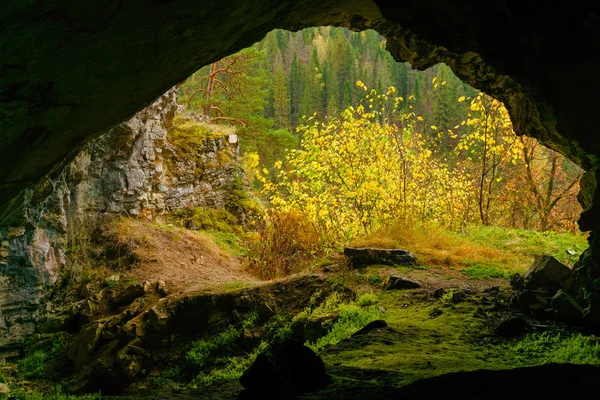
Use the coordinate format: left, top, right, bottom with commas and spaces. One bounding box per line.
240, 339, 330, 396
344, 247, 417, 268
522, 255, 573, 293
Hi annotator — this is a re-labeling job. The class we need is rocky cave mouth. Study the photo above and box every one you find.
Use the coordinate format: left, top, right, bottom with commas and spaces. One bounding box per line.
1, 1, 600, 399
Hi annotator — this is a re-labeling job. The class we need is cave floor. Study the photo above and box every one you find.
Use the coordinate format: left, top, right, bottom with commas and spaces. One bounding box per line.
5, 225, 597, 399
104, 267, 598, 400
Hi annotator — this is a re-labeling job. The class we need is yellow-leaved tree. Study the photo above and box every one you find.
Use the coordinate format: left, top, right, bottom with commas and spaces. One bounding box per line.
259, 83, 471, 242
455, 92, 523, 226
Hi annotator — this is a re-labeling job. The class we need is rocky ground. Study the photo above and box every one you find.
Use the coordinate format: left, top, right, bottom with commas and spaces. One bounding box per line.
2, 230, 598, 399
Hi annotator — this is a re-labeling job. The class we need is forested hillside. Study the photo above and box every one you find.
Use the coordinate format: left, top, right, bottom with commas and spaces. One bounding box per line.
180, 28, 473, 163
179, 27, 582, 235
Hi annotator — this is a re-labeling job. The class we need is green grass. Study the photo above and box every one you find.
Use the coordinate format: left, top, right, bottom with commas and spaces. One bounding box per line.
186, 327, 242, 368
356, 291, 379, 307
190, 342, 268, 388
204, 230, 246, 256
8, 386, 100, 400
18, 351, 48, 379
460, 264, 510, 280
18, 336, 67, 379
502, 332, 600, 365
351, 223, 588, 279
149, 367, 184, 388
292, 292, 384, 353
181, 313, 292, 388
464, 225, 588, 267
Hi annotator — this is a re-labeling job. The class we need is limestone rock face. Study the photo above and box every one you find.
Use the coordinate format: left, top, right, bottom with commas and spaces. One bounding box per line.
0, 89, 245, 357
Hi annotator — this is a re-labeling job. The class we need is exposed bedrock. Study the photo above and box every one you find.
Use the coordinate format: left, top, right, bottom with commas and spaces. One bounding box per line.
0, 89, 245, 356
1, 2, 599, 317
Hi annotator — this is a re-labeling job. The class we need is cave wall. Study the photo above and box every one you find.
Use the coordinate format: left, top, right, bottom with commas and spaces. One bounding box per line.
0, 88, 245, 357
1, 1, 599, 322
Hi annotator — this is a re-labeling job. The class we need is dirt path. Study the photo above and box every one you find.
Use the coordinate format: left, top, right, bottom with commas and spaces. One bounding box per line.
109, 219, 258, 293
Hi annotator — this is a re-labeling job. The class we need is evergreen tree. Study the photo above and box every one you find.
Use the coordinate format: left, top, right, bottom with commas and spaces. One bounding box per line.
272, 60, 291, 129
289, 55, 305, 129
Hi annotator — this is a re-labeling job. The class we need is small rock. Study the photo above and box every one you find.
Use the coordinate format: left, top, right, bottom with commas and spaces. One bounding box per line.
0, 383, 9, 399
513, 290, 550, 318
128, 345, 150, 358
292, 316, 337, 344
494, 317, 530, 338
510, 273, 525, 289
523, 255, 572, 292
111, 283, 145, 306
257, 303, 274, 321
351, 320, 387, 337
429, 308, 443, 318
484, 286, 500, 294
473, 307, 487, 319
156, 280, 169, 296
243, 328, 262, 349
449, 291, 466, 304
79, 283, 92, 298
322, 264, 337, 273
142, 281, 154, 294
304, 318, 333, 343
551, 290, 583, 321
8, 226, 25, 238
433, 288, 446, 298
344, 247, 417, 268
117, 343, 144, 380
385, 275, 421, 290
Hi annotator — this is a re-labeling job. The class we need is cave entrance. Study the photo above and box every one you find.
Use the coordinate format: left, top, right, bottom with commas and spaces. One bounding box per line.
3, 5, 600, 397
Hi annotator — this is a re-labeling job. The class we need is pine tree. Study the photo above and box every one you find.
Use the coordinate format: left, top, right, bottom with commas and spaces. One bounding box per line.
289, 55, 305, 129
272, 60, 291, 129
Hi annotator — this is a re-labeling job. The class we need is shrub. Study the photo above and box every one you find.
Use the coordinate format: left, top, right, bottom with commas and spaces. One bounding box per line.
246, 210, 326, 279
64, 217, 101, 284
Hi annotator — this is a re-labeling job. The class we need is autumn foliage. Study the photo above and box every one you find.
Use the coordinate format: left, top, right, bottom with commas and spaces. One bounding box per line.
255, 82, 582, 244
245, 210, 325, 279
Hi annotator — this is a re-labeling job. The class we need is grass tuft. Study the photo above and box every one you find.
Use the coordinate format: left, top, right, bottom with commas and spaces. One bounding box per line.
293, 292, 384, 353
